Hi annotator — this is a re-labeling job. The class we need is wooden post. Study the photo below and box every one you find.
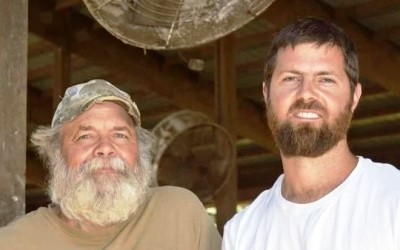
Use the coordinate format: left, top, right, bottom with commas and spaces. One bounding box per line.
53, 9, 72, 110
214, 34, 237, 234
0, 0, 28, 226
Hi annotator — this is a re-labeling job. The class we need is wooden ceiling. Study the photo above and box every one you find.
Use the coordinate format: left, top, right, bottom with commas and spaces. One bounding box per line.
26, 0, 400, 210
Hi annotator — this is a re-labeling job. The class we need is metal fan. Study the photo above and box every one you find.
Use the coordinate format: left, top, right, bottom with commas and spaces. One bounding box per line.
82, 0, 276, 50
152, 110, 234, 202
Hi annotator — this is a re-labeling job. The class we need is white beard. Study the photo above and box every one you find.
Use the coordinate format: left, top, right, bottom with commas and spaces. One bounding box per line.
49, 156, 151, 227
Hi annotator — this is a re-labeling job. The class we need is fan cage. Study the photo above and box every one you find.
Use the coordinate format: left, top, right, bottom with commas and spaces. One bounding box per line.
152, 110, 235, 201
83, 0, 276, 49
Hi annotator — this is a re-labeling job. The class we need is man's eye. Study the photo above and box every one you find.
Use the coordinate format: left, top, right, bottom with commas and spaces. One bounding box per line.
115, 133, 128, 139
77, 134, 90, 141
283, 76, 299, 82
320, 77, 335, 84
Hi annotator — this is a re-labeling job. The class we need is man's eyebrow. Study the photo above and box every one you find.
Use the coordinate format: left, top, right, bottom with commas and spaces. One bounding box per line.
278, 69, 301, 74
113, 126, 134, 134
78, 125, 93, 131
113, 126, 130, 130
279, 70, 336, 75
316, 70, 335, 75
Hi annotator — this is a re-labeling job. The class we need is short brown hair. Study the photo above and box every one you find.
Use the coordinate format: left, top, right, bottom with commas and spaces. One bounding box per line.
263, 17, 359, 94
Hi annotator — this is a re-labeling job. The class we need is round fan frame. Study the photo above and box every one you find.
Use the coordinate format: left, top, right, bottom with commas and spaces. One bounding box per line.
82, 0, 276, 50
152, 110, 235, 202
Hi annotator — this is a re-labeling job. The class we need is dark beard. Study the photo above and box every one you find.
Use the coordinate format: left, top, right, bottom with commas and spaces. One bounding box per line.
267, 99, 353, 157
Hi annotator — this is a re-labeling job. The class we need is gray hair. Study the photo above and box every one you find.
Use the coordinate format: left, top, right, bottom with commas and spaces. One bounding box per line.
30, 124, 158, 193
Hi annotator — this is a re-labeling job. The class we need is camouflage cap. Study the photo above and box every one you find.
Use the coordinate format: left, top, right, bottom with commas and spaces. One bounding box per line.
51, 79, 141, 127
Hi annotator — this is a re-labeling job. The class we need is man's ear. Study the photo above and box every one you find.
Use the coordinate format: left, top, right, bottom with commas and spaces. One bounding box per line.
262, 81, 268, 103
351, 83, 362, 112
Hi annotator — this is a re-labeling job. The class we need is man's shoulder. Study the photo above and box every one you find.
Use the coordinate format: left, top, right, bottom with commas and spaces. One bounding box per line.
1, 207, 48, 228
360, 157, 400, 184
226, 188, 274, 228
361, 156, 399, 169
143, 186, 212, 227
150, 186, 203, 206
354, 157, 400, 206
222, 188, 274, 248
0, 207, 50, 240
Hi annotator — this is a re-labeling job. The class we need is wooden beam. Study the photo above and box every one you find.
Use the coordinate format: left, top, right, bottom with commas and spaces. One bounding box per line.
238, 185, 271, 203
341, 0, 400, 19
29, 55, 86, 81
375, 25, 400, 42
214, 35, 238, 233
236, 29, 275, 50
238, 163, 282, 190
55, 0, 82, 10
0, 0, 27, 226
349, 115, 400, 140
53, 9, 72, 109
354, 94, 400, 119
237, 143, 269, 158
352, 143, 400, 167
28, 40, 55, 57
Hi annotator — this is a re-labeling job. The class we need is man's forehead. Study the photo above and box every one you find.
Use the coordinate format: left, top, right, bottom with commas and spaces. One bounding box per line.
275, 44, 345, 68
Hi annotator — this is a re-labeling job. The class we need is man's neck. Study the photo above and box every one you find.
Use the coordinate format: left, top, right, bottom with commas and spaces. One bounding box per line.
280, 140, 358, 203
55, 206, 120, 233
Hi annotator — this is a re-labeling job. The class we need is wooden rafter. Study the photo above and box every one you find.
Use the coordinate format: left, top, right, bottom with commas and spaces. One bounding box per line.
341, 0, 400, 19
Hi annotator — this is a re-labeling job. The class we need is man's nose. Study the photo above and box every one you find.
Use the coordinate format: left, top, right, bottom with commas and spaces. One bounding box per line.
94, 138, 115, 157
297, 79, 318, 100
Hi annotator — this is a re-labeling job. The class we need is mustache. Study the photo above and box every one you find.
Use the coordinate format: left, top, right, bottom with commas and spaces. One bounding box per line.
78, 157, 128, 175
288, 98, 327, 113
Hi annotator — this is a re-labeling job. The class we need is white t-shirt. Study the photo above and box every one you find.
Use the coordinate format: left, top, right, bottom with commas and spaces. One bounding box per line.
223, 156, 400, 250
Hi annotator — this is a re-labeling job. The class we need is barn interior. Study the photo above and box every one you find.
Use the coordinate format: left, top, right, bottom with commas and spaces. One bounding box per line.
1, 0, 400, 230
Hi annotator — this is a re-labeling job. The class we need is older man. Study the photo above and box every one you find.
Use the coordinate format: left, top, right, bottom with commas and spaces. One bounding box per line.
0, 79, 221, 249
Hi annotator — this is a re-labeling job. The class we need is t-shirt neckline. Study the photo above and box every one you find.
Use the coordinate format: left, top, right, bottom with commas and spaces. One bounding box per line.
273, 156, 365, 211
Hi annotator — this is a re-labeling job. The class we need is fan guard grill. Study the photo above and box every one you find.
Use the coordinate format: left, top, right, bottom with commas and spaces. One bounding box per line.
83, 0, 276, 50
152, 110, 234, 202
125, 0, 215, 26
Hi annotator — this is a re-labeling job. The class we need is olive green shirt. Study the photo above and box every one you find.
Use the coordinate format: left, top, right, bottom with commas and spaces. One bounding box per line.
0, 186, 221, 250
